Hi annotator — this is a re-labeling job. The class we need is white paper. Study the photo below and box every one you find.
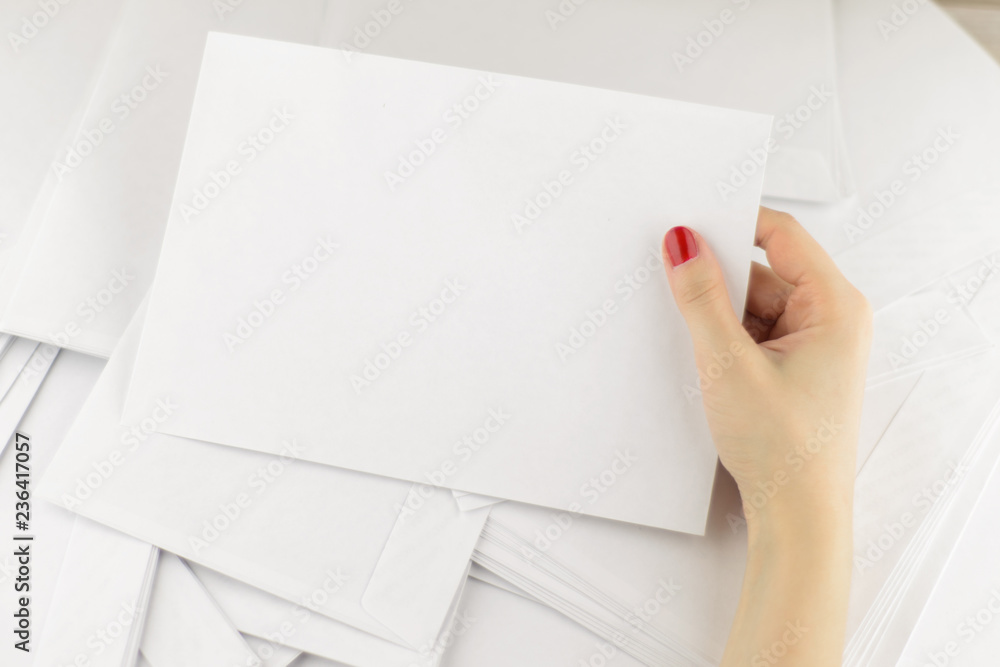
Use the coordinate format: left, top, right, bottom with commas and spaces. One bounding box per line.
0, 337, 39, 402
241, 635, 300, 667
0, 0, 126, 314
0, 343, 59, 454
190, 561, 464, 667
0, 350, 105, 666
124, 32, 771, 534
828, 0, 1000, 307
33, 519, 156, 667
142, 553, 258, 667
322, 0, 844, 202
474, 351, 1000, 664
0, 0, 326, 356
38, 302, 490, 656
898, 431, 1000, 667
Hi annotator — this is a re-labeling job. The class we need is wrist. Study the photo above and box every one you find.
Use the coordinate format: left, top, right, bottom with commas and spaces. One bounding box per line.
742, 484, 854, 559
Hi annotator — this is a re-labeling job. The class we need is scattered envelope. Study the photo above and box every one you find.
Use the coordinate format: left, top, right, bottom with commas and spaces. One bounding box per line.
472, 350, 1000, 665
0, 0, 326, 356
0, 344, 58, 453
322, 0, 845, 203
240, 635, 301, 667
190, 560, 468, 667
0, 337, 40, 402
0, 0, 127, 317
124, 32, 771, 534
0, 349, 105, 666
38, 302, 491, 660
33, 519, 156, 667
898, 434, 1000, 667
142, 553, 259, 667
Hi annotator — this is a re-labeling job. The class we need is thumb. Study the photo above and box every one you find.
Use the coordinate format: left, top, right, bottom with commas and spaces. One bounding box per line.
662, 226, 753, 365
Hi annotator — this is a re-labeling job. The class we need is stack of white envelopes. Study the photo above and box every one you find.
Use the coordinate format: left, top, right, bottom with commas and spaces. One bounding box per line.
1, 0, 999, 666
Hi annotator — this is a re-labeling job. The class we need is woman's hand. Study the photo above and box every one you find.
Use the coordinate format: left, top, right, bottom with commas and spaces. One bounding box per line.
661, 207, 873, 667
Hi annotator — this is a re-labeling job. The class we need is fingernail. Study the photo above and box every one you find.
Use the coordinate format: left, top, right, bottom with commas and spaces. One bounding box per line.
664, 226, 698, 268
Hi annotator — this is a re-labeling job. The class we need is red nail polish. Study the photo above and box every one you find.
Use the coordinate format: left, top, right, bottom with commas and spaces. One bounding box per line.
664, 226, 698, 267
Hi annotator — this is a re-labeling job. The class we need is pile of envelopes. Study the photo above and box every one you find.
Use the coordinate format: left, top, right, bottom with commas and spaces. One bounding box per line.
1, 0, 999, 665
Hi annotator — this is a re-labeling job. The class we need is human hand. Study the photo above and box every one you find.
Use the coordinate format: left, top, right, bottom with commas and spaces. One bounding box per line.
662, 207, 872, 523
661, 207, 873, 667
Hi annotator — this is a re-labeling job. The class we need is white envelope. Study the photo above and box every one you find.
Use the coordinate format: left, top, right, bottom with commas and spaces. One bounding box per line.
0, 337, 40, 402
142, 553, 258, 667
864, 261, 995, 389
0, 349, 105, 667
124, 33, 771, 534
0, 0, 327, 356
474, 350, 1000, 665
833, 0, 1000, 254
322, 0, 845, 203
190, 561, 467, 667
0, 343, 59, 454
1, 0, 840, 360
241, 635, 300, 667
846, 417, 1000, 667
284, 576, 646, 667
441, 578, 645, 667
33, 519, 156, 667
37, 301, 490, 659
827, 0, 1000, 308
0, 0, 126, 316
898, 434, 1000, 667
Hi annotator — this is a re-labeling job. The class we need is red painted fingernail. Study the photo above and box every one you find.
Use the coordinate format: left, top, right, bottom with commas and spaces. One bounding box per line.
664, 226, 698, 268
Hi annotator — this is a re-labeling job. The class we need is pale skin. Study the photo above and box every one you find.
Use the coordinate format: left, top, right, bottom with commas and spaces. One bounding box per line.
661, 208, 873, 667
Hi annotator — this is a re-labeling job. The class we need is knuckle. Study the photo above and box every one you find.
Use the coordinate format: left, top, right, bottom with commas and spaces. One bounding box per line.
773, 211, 801, 230
827, 286, 874, 340
681, 277, 726, 309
